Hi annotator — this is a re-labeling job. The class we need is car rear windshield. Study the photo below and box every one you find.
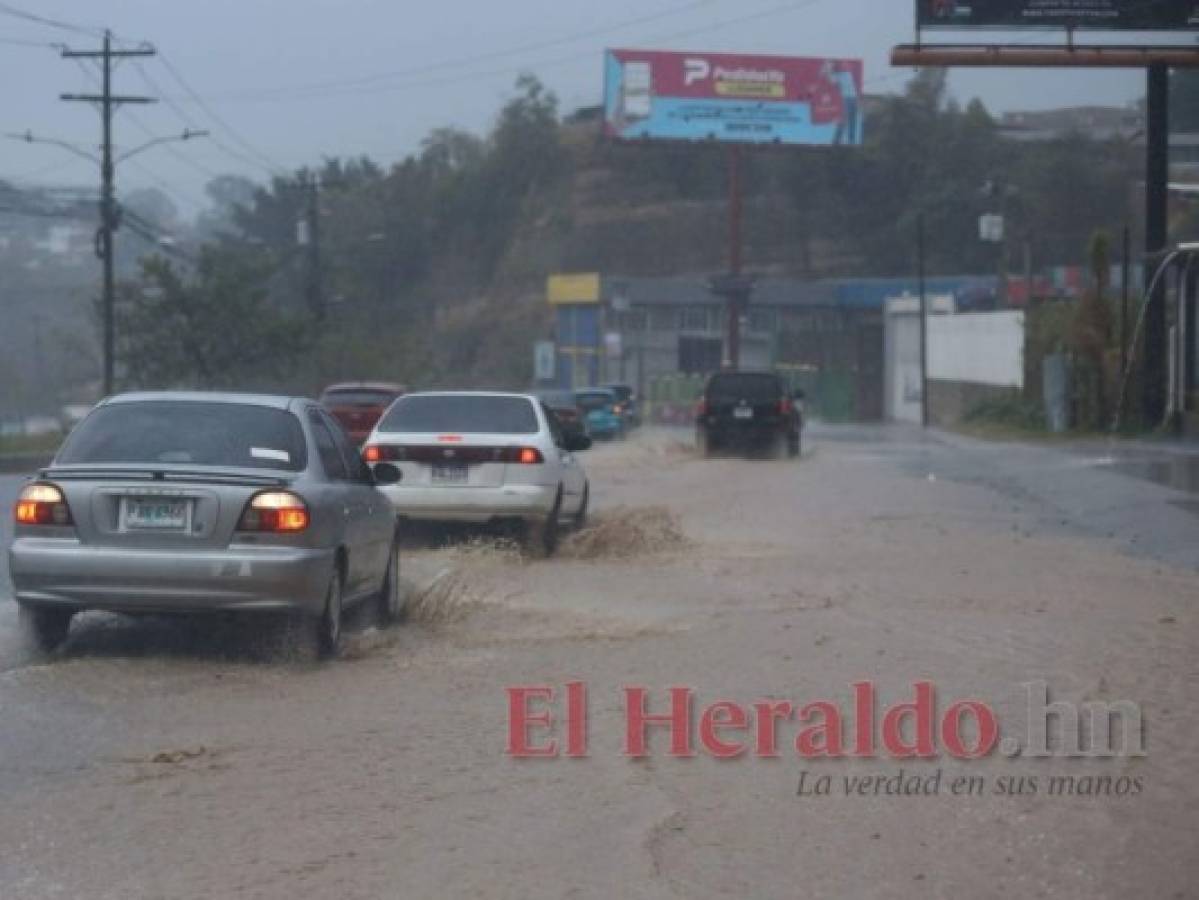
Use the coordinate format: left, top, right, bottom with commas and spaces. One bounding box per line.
575, 392, 614, 411
605, 385, 634, 402
321, 389, 399, 407
377, 395, 539, 434
707, 374, 783, 402
56, 401, 308, 471
536, 391, 577, 408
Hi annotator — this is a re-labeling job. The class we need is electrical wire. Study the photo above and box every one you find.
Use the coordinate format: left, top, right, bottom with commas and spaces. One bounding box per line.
129, 60, 258, 181
0, 1, 102, 37
199, 0, 721, 103
168, 0, 830, 106
155, 53, 289, 177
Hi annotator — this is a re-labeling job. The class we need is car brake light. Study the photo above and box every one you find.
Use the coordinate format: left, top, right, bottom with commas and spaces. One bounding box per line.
15, 483, 73, 526
779, 397, 793, 415
363, 445, 401, 462
502, 447, 544, 465
696, 398, 708, 417
238, 491, 310, 533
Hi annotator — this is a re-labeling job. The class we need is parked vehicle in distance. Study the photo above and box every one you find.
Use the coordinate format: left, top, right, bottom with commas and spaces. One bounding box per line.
695, 371, 803, 459
320, 382, 406, 446
574, 388, 625, 441
601, 383, 641, 428
7, 392, 405, 658
364, 392, 591, 556
533, 390, 589, 441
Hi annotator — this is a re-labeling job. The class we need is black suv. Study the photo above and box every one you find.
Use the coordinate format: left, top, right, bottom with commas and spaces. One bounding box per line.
695, 371, 803, 458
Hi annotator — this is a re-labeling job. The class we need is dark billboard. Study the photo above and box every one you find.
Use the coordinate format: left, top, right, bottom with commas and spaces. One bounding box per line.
919, 0, 1199, 31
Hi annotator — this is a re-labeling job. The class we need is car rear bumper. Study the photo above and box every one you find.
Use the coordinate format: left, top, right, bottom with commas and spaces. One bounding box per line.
377, 483, 557, 523
698, 418, 793, 440
8, 538, 334, 616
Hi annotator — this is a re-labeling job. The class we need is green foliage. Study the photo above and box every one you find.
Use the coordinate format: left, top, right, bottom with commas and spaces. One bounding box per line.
962, 391, 1045, 431
118, 249, 310, 391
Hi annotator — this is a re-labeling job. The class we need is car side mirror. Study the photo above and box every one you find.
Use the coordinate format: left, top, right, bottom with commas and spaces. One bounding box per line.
564, 433, 593, 453
372, 462, 402, 485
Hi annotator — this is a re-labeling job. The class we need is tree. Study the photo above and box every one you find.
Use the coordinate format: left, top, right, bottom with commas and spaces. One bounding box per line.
118, 249, 310, 390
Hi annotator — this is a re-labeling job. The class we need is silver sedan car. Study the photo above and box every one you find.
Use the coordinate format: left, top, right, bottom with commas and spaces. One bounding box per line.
7, 392, 404, 657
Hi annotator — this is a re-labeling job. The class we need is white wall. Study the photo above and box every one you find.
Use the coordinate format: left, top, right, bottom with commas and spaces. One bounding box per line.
928, 311, 1024, 389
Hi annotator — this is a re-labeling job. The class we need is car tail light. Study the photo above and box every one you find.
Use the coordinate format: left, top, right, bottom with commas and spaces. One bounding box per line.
238, 491, 310, 533
364, 445, 402, 463
503, 447, 544, 465
695, 397, 708, 417
614, 403, 625, 414
15, 483, 73, 526
779, 396, 793, 415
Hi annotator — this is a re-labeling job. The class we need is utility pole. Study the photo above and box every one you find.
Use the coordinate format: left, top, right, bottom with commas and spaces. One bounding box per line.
300, 173, 325, 321
61, 31, 156, 397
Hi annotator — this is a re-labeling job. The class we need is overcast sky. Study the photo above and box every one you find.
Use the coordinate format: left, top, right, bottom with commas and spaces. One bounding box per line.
0, 0, 1148, 215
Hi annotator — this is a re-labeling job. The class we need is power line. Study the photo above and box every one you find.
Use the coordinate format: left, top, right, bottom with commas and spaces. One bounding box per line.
169, 0, 828, 106
194, 0, 720, 104
0, 1, 102, 37
129, 60, 257, 181
154, 53, 289, 177
66, 53, 215, 206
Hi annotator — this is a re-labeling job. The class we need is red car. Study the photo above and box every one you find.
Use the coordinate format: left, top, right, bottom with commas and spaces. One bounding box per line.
320, 382, 406, 446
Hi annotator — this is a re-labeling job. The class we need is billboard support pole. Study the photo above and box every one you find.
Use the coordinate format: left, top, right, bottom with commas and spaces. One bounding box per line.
727, 144, 744, 370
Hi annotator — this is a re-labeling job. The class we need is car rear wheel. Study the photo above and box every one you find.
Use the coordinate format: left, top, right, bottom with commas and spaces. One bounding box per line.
525, 490, 562, 558
376, 533, 404, 625
18, 603, 73, 653
574, 484, 590, 530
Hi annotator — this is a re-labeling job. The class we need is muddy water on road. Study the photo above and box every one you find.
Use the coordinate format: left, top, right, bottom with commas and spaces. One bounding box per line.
1, 428, 1197, 899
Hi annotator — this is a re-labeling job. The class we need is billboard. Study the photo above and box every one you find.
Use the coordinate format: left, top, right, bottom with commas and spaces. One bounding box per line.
603, 49, 864, 147
918, 0, 1199, 31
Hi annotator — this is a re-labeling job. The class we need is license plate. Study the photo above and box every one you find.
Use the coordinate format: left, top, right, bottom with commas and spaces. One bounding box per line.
431, 464, 469, 484
734, 407, 754, 420
123, 498, 189, 530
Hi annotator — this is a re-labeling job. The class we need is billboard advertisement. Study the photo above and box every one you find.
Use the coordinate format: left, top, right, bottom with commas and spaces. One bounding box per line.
603, 49, 864, 147
918, 0, 1199, 31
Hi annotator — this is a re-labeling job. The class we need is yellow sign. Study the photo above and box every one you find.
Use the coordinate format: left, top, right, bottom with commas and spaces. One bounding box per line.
548, 273, 601, 305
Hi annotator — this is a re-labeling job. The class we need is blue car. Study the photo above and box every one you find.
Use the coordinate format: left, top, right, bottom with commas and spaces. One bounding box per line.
574, 389, 625, 440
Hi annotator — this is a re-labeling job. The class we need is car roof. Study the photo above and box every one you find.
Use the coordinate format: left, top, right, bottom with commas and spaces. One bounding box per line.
575, 387, 616, 396
321, 382, 406, 393
101, 391, 306, 411
707, 370, 781, 381
400, 391, 536, 400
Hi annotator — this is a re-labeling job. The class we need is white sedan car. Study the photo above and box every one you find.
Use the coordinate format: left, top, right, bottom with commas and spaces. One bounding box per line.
363, 392, 592, 555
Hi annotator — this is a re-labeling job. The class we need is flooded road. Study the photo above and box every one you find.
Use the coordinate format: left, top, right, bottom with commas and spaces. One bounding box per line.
1, 427, 1196, 899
